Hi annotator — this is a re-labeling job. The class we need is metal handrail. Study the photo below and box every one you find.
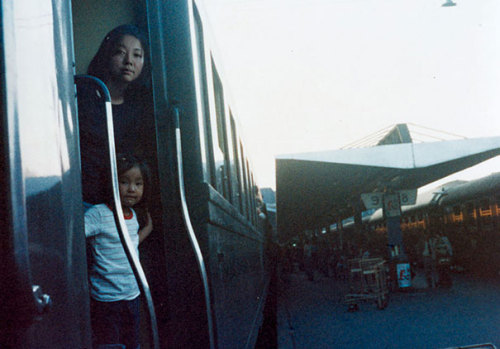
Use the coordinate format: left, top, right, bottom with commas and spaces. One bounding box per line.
173, 106, 215, 349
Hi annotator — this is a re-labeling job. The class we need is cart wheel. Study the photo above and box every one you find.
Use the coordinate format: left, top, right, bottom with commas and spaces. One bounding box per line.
347, 303, 359, 312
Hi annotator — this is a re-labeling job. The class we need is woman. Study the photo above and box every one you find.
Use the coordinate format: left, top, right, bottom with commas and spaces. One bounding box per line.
87, 24, 149, 105
79, 24, 154, 206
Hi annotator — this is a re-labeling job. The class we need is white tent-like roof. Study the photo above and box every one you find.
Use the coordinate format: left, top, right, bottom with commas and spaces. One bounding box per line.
275, 136, 500, 243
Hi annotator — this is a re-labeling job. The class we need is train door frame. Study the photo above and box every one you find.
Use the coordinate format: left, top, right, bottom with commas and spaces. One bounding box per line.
71, 1, 166, 348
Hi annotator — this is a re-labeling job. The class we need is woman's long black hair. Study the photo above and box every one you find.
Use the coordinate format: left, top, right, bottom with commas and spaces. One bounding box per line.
116, 153, 151, 228
87, 24, 150, 91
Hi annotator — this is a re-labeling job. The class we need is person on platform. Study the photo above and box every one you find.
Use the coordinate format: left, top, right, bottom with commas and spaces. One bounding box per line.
422, 231, 437, 288
435, 233, 453, 287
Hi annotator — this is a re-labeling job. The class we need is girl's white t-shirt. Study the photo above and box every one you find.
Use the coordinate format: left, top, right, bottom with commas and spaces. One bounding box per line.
85, 204, 140, 301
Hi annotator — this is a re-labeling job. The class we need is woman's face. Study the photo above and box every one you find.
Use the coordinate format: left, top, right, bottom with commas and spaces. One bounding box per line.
108, 35, 144, 84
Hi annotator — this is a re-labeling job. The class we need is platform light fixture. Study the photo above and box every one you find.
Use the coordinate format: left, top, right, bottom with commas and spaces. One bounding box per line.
442, 0, 456, 7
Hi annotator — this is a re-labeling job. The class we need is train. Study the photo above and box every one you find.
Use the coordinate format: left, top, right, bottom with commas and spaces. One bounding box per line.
0, 0, 276, 348
326, 172, 500, 276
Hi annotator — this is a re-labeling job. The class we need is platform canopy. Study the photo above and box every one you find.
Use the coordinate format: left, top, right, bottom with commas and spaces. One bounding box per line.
275, 136, 500, 244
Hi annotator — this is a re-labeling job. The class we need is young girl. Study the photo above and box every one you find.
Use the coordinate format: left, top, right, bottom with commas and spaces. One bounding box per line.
85, 154, 152, 349
79, 24, 154, 205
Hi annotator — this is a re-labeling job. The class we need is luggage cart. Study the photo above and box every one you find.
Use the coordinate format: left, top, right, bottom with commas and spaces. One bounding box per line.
345, 258, 388, 311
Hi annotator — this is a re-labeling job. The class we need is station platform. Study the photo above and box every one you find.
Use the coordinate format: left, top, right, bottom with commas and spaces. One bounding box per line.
278, 268, 500, 348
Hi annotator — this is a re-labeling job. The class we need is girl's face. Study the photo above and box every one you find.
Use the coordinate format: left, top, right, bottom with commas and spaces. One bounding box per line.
119, 166, 144, 208
109, 35, 144, 84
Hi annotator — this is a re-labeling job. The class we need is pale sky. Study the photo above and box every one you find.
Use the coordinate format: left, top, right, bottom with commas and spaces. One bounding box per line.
202, 0, 500, 189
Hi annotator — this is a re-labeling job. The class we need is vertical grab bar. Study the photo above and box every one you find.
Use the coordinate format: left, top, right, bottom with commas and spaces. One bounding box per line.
173, 107, 215, 349
75, 75, 159, 349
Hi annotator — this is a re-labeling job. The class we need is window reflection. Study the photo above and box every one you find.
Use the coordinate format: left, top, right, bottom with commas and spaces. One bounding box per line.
14, 0, 64, 178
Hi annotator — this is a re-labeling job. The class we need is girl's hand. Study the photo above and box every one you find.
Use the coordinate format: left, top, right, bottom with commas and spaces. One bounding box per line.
139, 212, 153, 243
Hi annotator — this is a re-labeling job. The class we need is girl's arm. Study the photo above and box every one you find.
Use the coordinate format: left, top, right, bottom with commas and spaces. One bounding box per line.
84, 205, 101, 238
138, 212, 153, 243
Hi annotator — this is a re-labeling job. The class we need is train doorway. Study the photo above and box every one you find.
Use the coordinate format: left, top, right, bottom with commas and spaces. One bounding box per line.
71, 1, 164, 347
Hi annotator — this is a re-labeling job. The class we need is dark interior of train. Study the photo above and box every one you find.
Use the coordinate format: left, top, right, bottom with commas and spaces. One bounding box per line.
71, 1, 163, 346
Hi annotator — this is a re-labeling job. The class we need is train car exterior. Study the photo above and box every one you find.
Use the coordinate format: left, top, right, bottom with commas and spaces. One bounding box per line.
1, 0, 273, 348
365, 173, 500, 274
439, 173, 500, 230
0, 1, 92, 347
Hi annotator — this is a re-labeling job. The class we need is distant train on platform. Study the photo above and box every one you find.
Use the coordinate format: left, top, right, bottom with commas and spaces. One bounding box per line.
0, 1, 276, 348
361, 173, 500, 275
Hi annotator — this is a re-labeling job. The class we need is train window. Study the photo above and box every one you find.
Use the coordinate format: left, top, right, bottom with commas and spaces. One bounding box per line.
224, 110, 238, 206
192, 6, 216, 186
239, 143, 249, 218
244, 159, 252, 220
241, 155, 248, 220
480, 199, 490, 211
249, 174, 255, 225
250, 172, 258, 224
479, 198, 492, 217
251, 172, 258, 224
466, 202, 474, 215
11, 3, 64, 179
230, 114, 243, 213
453, 205, 461, 215
211, 62, 232, 201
